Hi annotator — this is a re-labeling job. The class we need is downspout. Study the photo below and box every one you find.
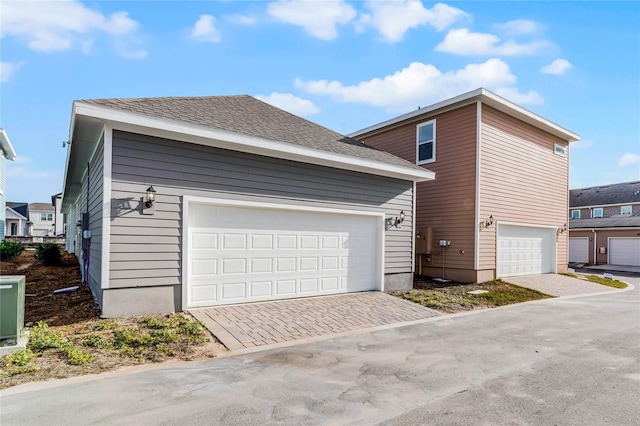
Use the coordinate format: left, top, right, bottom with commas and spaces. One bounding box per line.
84, 162, 91, 287
592, 229, 597, 265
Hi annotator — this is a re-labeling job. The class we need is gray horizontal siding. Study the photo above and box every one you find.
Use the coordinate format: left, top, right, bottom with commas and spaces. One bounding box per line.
109, 130, 414, 289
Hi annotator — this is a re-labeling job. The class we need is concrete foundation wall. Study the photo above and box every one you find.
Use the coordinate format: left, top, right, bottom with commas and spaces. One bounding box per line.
384, 273, 413, 292
101, 285, 181, 318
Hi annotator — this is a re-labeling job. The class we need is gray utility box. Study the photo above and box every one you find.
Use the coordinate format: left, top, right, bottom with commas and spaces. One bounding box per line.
0, 275, 26, 344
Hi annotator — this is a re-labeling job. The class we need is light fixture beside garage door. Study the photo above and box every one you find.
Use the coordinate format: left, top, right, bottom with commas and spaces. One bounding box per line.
386, 210, 405, 229
557, 223, 567, 235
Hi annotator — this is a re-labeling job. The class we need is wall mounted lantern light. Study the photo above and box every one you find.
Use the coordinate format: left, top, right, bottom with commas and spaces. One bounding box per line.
386, 210, 406, 229
145, 186, 157, 208
485, 215, 494, 228
557, 223, 568, 234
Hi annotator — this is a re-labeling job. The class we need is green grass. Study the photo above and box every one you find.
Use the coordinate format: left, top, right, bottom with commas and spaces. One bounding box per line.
561, 273, 627, 289
393, 280, 551, 313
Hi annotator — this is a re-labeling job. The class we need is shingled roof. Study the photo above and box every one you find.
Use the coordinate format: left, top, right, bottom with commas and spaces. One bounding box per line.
569, 216, 640, 229
570, 181, 640, 207
80, 95, 421, 170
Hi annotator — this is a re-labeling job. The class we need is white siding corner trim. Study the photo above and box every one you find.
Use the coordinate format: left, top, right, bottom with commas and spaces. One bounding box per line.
101, 125, 112, 289
181, 196, 386, 310
474, 101, 482, 270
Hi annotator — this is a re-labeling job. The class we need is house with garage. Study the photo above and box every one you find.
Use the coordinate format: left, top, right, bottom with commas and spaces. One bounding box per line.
350, 88, 580, 283
1, 128, 17, 241
61, 95, 434, 317
5, 202, 30, 237
29, 202, 57, 236
568, 181, 640, 267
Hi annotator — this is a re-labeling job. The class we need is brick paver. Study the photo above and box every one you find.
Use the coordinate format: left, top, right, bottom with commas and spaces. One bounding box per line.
504, 273, 620, 297
189, 292, 439, 350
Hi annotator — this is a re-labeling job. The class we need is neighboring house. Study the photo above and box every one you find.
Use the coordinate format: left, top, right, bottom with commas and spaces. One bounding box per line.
29, 202, 56, 236
51, 192, 65, 235
350, 88, 580, 283
61, 95, 434, 317
1, 128, 17, 241
568, 181, 640, 267
5, 202, 30, 236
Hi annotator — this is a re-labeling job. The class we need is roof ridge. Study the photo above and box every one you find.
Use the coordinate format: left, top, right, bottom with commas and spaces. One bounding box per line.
79, 94, 252, 103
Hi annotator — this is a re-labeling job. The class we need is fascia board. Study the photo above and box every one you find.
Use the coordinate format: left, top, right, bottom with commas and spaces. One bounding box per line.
0, 128, 17, 161
348, 88, 580, 143
73, 102, 435, 183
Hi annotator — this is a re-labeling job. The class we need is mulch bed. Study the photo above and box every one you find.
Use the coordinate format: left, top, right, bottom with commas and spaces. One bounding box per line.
1, 250, 99, 326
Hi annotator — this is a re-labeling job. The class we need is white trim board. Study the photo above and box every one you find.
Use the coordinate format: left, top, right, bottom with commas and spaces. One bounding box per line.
101, 125, 112, 290
181, 196, 386, 310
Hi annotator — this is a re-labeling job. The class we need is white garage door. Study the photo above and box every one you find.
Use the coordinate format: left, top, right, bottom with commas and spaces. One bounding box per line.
185, 202, 382, 308
497, 224, 556, 277
609, 238, 640, 266
569, 237, 589, 263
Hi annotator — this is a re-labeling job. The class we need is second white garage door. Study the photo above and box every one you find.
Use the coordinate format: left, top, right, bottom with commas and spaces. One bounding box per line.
569, 237, 589, 263
609, 238, 640, 266
497, 224, 556, 277
185, 201, 383, 308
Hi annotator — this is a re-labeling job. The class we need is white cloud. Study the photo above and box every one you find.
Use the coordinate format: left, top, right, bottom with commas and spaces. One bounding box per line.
0, 61, 25, 83
436, 28, 552, 56
295, 58, 542, 112
618, 153, 640, 167
541, 59, 572, 75
0, 0, 146, 58
570, 139, 593, 149
255, 92, 320, 116
192, 15, 222, 43
266, 0, 356, 40
6, 166, 51, 180
495, 19, 545, 36
357, 1, 469, 42
494, 87, 543, 105
225, 14, 256, 25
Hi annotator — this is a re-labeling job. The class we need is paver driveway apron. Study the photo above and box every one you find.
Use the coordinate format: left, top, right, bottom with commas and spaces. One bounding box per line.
189, 292, 439, 350
505, 273, 620, 297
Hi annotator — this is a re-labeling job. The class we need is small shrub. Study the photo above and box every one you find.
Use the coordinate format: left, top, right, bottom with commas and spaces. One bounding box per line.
0, 240, 24, 261
28, 322, 66, 351
61, 346, 94, 365
1, 349, 38, 376
79, 334, 113, 349
34, 243, 62, 266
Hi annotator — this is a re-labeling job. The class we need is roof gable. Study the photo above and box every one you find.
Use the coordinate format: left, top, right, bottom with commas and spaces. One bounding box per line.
348, 88, 579, 143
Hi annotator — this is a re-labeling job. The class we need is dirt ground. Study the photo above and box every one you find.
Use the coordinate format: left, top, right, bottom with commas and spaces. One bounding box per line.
0, 250, 99, 326
0, 249, 227, 389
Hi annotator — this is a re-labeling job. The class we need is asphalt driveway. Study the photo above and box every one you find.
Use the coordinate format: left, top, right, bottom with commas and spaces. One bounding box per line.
2, 275, 638, 425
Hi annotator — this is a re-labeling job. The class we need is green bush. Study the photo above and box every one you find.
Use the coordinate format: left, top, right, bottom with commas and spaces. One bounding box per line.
34, 242, 62, 266
0, 240, 24, 261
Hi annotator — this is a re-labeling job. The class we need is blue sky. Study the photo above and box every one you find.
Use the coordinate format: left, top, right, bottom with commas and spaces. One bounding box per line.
1, 0, 639, 203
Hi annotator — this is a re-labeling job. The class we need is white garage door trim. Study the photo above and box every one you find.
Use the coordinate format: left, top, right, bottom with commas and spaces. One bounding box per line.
496, 221, 558, 278
181, 196, 385, 309
569, 237, 589, 263
608, 237, 640, 266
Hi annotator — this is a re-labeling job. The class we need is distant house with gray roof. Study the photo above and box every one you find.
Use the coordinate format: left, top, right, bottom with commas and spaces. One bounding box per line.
62, 94, 434, 317
568, 181, 640, 267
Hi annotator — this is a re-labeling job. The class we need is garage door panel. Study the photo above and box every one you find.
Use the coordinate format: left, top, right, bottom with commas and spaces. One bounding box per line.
569, 238, 589, 263
497, 225, 555, 278
609, 238, 640, 266
187, 203, 381, 307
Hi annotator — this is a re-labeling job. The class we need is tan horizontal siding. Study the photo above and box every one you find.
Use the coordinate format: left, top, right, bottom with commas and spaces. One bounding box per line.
479, 105, 569, 270
361, 104, 478, 270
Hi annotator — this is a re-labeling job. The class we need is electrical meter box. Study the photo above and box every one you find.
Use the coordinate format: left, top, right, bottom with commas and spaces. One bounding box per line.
416, 227, 432, 254
0, 275, 26, 344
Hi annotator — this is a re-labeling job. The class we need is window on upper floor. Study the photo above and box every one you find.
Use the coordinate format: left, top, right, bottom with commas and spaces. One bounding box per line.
592, 208, 603, 218
554, 143, 566, 156
621, 205, 632, 216
570, 210, 580, 219
40, 213, 53, 221
416, 120, 436, 165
